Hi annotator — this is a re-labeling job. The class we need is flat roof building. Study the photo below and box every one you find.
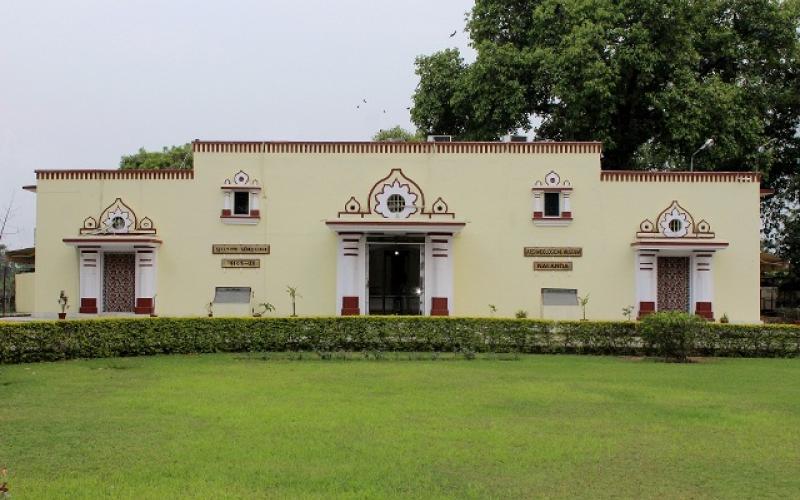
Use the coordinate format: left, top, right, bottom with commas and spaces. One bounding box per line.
17, 140, 762, 322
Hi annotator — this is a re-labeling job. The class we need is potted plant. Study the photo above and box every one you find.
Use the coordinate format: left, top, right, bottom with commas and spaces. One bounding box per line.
252, 302, 275, 318
578, 293, 590, 321
57, 290, 69, 320
622, 305, 634, 321
286, 285, 301, 317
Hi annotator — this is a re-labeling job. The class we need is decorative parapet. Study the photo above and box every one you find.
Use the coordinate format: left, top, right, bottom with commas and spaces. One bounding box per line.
192, 140, 602, 155
601, 171, 760, 183
36, 169, 194, 180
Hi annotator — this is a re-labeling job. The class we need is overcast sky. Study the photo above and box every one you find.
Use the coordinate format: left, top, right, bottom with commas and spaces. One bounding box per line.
0, 0, 476, 249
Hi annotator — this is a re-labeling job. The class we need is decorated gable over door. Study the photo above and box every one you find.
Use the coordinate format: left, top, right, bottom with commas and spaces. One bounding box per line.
334, 168, 455, 221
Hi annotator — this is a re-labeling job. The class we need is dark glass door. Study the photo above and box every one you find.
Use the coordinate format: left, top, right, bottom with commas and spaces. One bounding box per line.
368, 245, 422, 315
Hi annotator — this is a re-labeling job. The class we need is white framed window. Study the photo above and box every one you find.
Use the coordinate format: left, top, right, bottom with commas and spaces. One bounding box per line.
543, 192, 561, 217
221, 188, 260, 224
532, 171, 573, 226
233, 191, 251, 215
220, 170, 261, 224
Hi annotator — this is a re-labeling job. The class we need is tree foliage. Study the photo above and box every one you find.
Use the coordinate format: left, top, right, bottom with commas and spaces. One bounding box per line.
119, 144, 193, 170
411, 0, 800, 174
372, 126, 423, 142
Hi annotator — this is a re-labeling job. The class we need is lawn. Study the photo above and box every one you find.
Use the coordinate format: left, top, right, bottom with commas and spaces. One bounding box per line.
2, 354, 799, 499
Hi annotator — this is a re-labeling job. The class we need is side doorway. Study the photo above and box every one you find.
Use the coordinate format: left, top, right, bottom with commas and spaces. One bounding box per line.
102, 253, 136, 313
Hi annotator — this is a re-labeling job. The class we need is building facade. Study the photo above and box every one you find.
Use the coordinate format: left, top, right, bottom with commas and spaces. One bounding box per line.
17, 140, 763, 322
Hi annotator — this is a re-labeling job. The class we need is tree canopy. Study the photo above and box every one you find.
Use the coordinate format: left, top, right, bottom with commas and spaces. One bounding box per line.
411, 0, 800, 174
372, 126, 423, 142
119, 144, 193, 170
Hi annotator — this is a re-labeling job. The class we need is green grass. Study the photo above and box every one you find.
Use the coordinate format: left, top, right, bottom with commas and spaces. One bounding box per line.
2, 354, 799, 499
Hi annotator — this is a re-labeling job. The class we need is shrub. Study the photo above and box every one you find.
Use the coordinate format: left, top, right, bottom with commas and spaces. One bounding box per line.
640, 312, 705, 362
0, 316, 798, 364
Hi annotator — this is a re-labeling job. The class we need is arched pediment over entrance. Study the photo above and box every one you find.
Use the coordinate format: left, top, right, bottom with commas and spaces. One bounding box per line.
334, 168, 456, 221
79, 198, 157, 235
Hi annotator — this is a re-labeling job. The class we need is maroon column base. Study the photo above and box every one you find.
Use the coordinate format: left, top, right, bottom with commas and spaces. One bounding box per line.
135, 297, 154, 315
220, 209, 232, 217
79, 298, 98, 314
341, 296, 360, 316
532, 211, 543, 220
695, 301, 714, 321
637, 301, 655, 319
431, 297, 449, 316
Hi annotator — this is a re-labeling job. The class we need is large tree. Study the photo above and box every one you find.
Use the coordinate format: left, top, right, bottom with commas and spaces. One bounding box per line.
411, 0, 800, 173
372, 126, 423, 142
120, 144, 193, 170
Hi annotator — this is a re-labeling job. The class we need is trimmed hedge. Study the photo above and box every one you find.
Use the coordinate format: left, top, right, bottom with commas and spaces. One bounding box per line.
1, 316, 799, 364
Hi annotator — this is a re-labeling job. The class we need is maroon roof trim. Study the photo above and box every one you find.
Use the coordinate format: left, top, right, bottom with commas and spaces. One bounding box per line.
192, 140, 602, 155
36, 170, 193, 180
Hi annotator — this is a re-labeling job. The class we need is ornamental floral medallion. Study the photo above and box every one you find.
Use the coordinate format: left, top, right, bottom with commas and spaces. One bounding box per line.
374, 180, 418, 218
334, 168, 455, 220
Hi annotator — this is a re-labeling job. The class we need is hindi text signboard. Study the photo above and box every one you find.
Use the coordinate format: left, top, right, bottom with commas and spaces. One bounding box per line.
533, 261, 573, 271
212, 244, 270, 255
524, 247, 582, 257
221, 258, 260, 269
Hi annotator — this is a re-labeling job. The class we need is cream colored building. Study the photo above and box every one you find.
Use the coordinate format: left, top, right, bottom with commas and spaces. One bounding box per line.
16, 140, 763, 322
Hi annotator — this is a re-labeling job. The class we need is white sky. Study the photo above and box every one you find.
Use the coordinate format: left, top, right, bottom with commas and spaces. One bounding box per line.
0, 0, 476, 249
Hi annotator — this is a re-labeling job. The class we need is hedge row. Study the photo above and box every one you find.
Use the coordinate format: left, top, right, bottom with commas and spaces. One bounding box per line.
1, 317, 799, 364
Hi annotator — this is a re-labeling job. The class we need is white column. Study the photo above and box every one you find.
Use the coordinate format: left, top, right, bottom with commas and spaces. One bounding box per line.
223, 191, 232, 212
135, 250, 157, 313
635, 250, 657, 317
692, 253, 715, 319
532, 191, 542, 215
562, 192, 571, 213
79, 250, 99, 313
426, 235, 453, 315
250, 191, 260, 213
136, 251, 156, 298
336, 234, 363, 315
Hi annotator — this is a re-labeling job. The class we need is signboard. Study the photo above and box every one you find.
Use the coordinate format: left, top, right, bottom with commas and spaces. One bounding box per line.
221, 258, 260, 269
534, 261, 573, 271
524, 247, 582, 257
212, 244, 270, 255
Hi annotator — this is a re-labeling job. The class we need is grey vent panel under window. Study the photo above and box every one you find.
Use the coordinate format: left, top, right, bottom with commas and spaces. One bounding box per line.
214, 287, 251, 304
541, 288, 578, 306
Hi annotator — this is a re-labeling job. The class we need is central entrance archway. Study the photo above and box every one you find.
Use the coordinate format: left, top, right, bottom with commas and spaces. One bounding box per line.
367, 237, 424, 315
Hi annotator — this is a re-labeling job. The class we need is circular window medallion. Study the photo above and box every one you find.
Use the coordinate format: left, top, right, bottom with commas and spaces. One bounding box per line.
669, 219, 682, 233
111, 216, 126, 230
387, 194, 405, 213
374, 180, 418, 218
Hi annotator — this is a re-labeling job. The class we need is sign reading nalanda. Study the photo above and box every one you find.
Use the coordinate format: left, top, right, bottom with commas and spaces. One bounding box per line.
533, 261, 573, 271
221, 258, 260, 269
212, 244, 270, 254
524, 247, 582, 257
